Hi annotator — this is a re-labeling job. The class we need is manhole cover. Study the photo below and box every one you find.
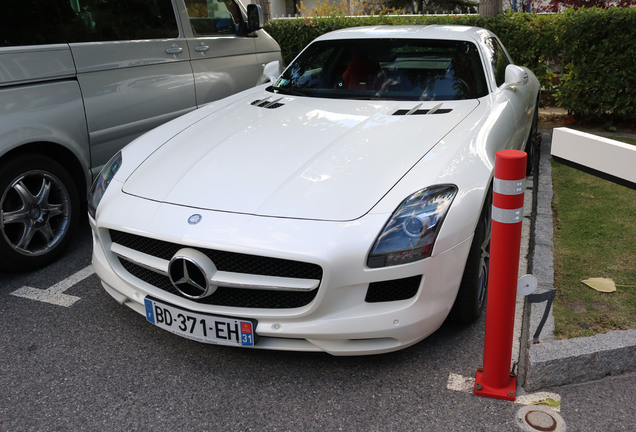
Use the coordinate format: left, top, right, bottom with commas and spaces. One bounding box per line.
516, 405, 566, 432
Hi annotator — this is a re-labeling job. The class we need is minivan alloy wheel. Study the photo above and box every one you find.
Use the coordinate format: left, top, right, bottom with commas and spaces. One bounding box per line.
0, 155, 79, 271
1, 170, 70, 255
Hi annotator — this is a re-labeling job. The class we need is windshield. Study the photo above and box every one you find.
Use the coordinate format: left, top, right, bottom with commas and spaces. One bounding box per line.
270, 39, 489, 101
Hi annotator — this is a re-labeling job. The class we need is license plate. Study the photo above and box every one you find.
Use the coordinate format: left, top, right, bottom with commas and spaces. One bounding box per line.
144, 298, 255, 347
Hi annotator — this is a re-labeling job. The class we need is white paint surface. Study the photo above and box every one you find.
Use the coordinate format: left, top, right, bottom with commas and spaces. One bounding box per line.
10, 265, 94, 307
552, 127, 636, 184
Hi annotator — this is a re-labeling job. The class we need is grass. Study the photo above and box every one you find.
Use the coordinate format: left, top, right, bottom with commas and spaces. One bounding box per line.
550, 135, 636, 339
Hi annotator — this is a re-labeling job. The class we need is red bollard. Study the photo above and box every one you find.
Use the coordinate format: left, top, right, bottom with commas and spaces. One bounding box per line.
474, 150, 527, 401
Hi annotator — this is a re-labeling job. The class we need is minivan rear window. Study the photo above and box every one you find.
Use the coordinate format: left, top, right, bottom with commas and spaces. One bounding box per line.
0, 0, 179, 47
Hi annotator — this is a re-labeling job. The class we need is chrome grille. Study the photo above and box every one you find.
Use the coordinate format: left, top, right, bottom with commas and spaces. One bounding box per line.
109, 230, 322, 309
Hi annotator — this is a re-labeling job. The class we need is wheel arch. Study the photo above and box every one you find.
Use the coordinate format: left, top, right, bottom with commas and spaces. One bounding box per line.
0, 141, 90, 204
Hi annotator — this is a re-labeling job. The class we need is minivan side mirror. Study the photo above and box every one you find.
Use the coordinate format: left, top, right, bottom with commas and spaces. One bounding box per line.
502, 64, 529, 91
246, 4, 264, 33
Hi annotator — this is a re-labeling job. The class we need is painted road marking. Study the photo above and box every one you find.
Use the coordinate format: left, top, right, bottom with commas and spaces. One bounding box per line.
446, 373, 561, 412
10, 265, 94, 307
446, 373, 475, 392
515, 392, 562, 412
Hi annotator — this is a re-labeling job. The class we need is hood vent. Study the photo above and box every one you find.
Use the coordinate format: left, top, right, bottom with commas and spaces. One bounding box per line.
393, 108, 452, 116
393, 103, 451, 116
251, 97, 285, 109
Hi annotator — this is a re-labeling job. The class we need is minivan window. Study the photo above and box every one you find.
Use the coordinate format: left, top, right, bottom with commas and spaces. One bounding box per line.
0, 0, 178, 47
185, 0, 243, 36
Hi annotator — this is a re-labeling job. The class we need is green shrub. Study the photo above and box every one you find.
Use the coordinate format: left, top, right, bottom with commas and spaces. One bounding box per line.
554, 8, 635, 121
264, 8, 635, 123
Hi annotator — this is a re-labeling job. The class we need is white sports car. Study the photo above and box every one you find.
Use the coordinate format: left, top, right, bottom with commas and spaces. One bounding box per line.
90, 25, 540, 355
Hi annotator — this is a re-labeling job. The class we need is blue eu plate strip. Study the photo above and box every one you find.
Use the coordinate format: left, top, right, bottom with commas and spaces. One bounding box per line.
240, 321, 254, 346
144, 299, 155, 324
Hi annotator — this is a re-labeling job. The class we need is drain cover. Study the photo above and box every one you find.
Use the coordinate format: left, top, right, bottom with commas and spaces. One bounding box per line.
516, 406, 566, 432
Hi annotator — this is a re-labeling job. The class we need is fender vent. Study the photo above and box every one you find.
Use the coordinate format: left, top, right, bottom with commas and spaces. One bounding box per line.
251, 97, 284, 109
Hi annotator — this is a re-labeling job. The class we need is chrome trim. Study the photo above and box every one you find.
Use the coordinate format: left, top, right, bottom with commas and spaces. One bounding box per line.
211, 271, 319, 292
111, 242, 169, 275
110, 242, 319, 292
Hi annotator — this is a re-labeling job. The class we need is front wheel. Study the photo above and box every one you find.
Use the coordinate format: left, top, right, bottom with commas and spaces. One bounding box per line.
0, 155, 80, 272
524, 103, 540, 175
449, 189, 492, 324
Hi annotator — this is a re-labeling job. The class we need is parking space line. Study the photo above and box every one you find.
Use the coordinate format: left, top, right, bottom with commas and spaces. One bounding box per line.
446, 373, 476, 392
10, 265, 94, 307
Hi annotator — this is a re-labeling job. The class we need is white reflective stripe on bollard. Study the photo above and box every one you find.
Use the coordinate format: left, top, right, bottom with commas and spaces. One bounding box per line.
492, 207, 524, 224
493, 178, 526, 195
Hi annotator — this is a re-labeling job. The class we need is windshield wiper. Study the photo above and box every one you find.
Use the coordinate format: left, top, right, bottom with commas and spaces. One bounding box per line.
268, 85, 308, 97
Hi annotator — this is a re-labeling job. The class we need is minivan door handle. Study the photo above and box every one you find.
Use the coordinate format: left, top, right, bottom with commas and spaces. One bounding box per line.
165, 44, 183, 55
194, 44, 209, 53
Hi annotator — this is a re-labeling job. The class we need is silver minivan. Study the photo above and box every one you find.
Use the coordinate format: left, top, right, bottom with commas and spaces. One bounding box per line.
0, 0, 282, 271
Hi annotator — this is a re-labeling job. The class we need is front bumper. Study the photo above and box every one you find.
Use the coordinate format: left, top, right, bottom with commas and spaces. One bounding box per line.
90, 193, 471, 356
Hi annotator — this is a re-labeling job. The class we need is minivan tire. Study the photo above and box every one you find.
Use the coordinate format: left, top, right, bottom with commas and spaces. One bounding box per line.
0, 155, 79, 272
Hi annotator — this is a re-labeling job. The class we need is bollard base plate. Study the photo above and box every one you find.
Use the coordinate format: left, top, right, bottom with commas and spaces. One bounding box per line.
473, 369, 516, 401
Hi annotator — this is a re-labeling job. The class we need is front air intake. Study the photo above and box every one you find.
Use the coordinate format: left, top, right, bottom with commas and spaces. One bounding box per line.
365, 275, 422, 302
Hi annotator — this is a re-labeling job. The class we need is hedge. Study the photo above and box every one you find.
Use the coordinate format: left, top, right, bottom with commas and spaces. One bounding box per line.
264, 8, 635, 123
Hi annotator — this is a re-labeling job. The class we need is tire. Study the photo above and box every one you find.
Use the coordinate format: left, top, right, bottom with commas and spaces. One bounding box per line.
0, 154, 80, 272
524, 103, 539, 175
449, 189, 492, 324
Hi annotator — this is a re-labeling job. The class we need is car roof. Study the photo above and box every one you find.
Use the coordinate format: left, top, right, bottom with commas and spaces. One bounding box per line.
314, 25, 494, 43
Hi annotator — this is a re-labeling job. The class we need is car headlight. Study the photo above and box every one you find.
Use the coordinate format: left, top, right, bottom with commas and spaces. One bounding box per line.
367, 185, 457, 268
88, 151, 122, 219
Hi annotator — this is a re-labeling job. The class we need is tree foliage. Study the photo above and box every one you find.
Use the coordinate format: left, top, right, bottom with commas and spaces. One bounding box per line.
299, 0, 478, 15
540, 0, 633, 13
514, 0, 636, 12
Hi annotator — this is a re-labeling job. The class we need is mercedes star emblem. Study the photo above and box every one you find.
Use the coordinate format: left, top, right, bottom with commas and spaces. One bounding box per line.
168, 249, 218, 299
188, 214, 202, 225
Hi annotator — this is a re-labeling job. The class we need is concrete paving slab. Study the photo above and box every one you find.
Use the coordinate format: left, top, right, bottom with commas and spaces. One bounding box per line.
526, 328, 636, 390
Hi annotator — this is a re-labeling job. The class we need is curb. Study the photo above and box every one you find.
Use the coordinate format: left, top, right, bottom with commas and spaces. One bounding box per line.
522, 131, 636, 391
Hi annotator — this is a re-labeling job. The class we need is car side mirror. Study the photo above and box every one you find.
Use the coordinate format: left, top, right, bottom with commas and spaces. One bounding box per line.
502, 65, 529, 91
246, 4, 263, 33
262, 61, 281, 83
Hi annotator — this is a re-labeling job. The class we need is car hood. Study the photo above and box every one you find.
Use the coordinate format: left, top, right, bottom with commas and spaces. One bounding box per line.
123, 92, 478, 221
